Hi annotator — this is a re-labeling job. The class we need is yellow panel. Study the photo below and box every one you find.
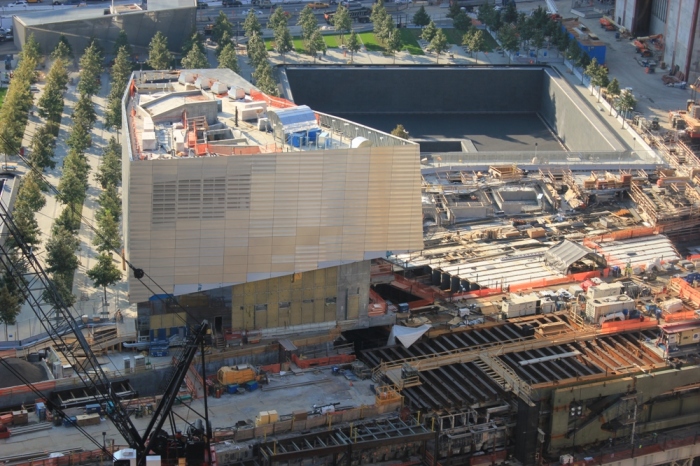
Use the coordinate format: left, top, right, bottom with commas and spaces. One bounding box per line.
290, 303, 302, 326
325, 304, 336, 322
256, 310, 267, 328
313, 300, 324, 322
150, 315, 162, 329
231, 308, 243, 329
301, 302, 314, 323
315, 271, 325, 286
347, 295, 360, 320
267, 302, 279, 328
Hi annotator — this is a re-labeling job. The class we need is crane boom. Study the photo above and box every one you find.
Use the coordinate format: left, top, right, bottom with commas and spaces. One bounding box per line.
0, 202, 211, 466
0, 203, 142, 448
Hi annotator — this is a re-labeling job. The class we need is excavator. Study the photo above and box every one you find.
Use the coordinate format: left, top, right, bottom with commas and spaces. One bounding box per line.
0, 201, 213, 466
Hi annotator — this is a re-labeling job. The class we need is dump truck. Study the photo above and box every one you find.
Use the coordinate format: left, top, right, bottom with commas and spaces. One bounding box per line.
217, 364, 257, 385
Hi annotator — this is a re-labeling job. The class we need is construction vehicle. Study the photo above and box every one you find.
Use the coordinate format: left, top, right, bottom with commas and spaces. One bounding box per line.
0, 201, 214, 466
632, 34, 663, 58
669, 100, 700, 139
599, 16, 616, 31
633, 115, 660, 131
216, 364, 257, 385
324, 6, 371, 24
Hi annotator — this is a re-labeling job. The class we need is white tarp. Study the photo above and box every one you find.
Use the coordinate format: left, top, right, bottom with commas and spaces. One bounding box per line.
387, 324, 431, 348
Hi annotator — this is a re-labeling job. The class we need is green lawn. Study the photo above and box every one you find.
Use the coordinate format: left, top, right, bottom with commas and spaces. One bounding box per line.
399, 29, 424, 55
0, 88, 6, 108
263, 29, 430, 56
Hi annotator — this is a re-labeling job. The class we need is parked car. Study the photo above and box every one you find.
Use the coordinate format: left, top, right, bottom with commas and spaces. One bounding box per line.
7, 1, 29, 7
196, 1, 209, 8
222, 0, 243, 5
242, 8, 263, 15
308, 2, 329, 8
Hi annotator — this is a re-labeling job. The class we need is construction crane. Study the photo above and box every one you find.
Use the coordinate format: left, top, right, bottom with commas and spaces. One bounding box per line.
0, 201, 212, 466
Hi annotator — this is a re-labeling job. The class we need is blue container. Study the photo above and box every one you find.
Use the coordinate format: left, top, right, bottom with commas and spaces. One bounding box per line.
227, 384, 239, 394
307, 128, 321, 142
150, 348, 169, 357
245, 381, 258, 392
63, 416, 77, 427
85, 403, 101, 414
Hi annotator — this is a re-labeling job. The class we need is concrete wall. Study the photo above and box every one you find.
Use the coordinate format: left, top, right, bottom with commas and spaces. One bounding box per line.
13, 4, 195, 59
539, 68, 622, 151
229, 260, 370, 331
285, 67, 544, 114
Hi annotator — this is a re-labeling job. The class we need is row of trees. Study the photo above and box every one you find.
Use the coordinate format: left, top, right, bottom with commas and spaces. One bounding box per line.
46, 41, 103, 306
87, 137, 123, 304
244, 11, 279, 95
0, 35, 46, 330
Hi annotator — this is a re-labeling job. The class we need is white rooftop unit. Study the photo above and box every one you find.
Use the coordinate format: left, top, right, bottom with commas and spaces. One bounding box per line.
502, 293, 540, 318
585, 294, 635, 321
233, 100, 267, 121
351, 137, 373, 148
267, 105, 318, 136
178, 72, 195, 85
143, 117, 155, 132
228, 87, 246, 100
586, 282, 622, 300
142, 131, 157, 150
195, 77, 212, 90
211, 81, 228, 94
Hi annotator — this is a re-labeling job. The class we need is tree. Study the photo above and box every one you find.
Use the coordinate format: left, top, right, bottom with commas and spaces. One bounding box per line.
94, 212, 121, 253
391, 124, 409, 139
347, 31, 361, 63
17, 172, 46, 212
113, 29, 132, 57
95, 139, 122, 189
112, 46, 133, 86
182, 30, 205, 56
421, 20, 438, 43
46, 227, 80, 276
531, 29, 544, 62
97, 184, 122, 221
307, 29, 327, 62
22, 34, 42, 64
7, 206, 40, 248
274, 25, 294, 63
253, 62, 278, 96
78, 42, 103, 97
584, 57, 599, 93
105, 46, 133, 129
589, 64, 609, 101
388, 29, 402, 63
53, 204, 82, 233
51, 35, 73, 61
477, 1, 496, 28
212, 11, 234, 44
148, 31, 172, 70
216, 31, 232, 57
553, 26, 569, 58
63, 148, 91, 185
498, 24, 518, 64
0, 285, 21, 328
37, 58, 68, 122
429, 29, 449, 64
618, 91, 636, 128
87, 253, 122, 304
333, 6, 352, 45
73, 93, 97, 130
453, 11, 472, 33
268, 7, 289, 32
217, 43, 240, 73
57, 169, 87, 205
413, 6, 430, 28
244, 9, 263, 38
606, 78, 621, 115
377, 14, 395, 44
502, 1, 518, 24
565, 38, 581, 65
371, 1, 388, 38
181, 46, 209, 69
29, 125, 56, 170
577, 50, 591, 70
446, 1, 461, 19
470, 29, 487, 63
247, 33, 268, 68
66, 123, 92, 154
44, 273, 76, 308
298, 6, 319, 41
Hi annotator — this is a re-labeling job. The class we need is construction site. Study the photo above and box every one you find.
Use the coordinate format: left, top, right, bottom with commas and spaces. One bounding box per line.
2, 54, 700, 466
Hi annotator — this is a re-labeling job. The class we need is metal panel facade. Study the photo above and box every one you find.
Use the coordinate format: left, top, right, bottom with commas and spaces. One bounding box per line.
124, 146, 423, 303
